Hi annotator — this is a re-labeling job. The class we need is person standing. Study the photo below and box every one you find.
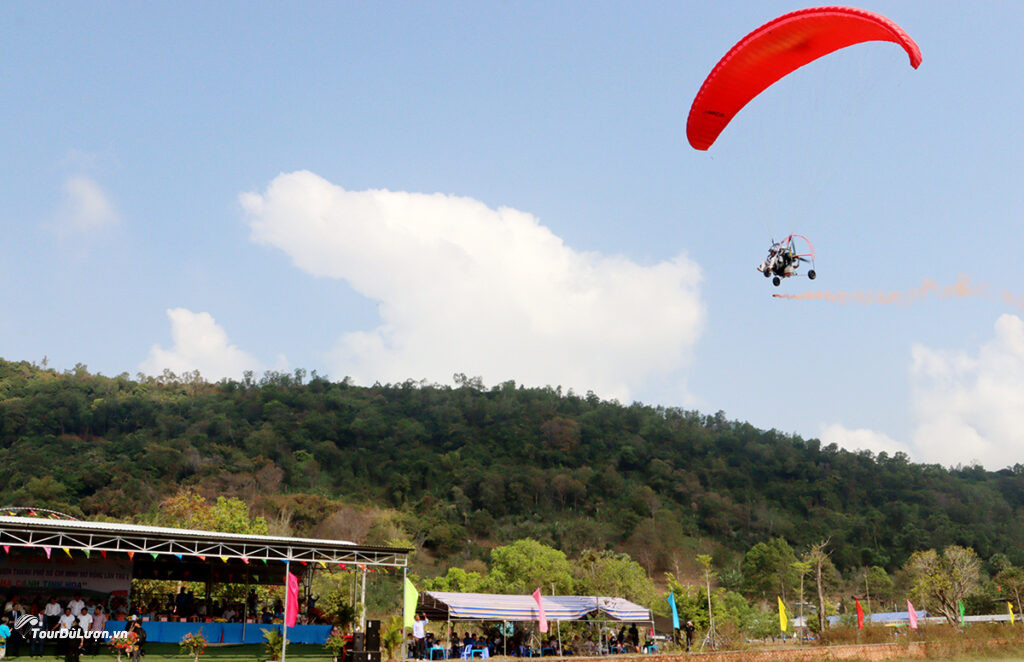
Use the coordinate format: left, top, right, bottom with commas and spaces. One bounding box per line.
0, 617, 11, 660
28, 608, 45, 657
683, 621, 695, 652
44, 598, 62, 631
412, 613, 428, 660
63, 622, 84, 662
126, 617, 145, 662
55, 607, 76, 657
246, 590, 257, 622
66, 597, 85, 619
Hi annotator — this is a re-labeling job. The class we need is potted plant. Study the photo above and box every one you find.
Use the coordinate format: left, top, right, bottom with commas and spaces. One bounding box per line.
324, 627, 347, 662
261, 628, 285, 662
179, 632, 208, 662
381, 616, 404, 662
108, 631, 138, 662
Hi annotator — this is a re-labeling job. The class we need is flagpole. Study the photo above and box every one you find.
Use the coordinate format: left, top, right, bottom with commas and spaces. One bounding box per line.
360, 568, 367, 632
401, 567, 408, 662
282, 561, 289, 662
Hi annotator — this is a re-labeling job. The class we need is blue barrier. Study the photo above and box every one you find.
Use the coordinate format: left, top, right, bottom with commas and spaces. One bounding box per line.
105, 621, 333, 644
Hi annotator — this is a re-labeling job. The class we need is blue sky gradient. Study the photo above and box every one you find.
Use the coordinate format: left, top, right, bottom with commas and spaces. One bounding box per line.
3, 2, 1023, 468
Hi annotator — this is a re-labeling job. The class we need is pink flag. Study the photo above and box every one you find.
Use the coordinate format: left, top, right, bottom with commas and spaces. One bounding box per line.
907, 600, 918, 629
532, 588, 548, 633
43, 546, 51, 559
285, 571, 300, 627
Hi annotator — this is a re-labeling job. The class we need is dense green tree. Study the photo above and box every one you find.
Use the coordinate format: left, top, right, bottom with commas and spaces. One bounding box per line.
486, 539, 573, 594
905, 546, 981, 625
572, 550, 656, 605
741, 538, 798, 602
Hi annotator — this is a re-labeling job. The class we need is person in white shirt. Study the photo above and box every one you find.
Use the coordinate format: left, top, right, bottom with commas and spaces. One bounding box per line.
77, 609, 93, 633
44, 598, 63, 630
55, 608, 77, 657
56, 608, 76, 631
412, 613, 428, 660
67, 597, 85, 617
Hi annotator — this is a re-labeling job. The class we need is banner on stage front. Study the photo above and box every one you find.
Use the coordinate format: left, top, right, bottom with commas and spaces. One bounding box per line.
0, 551, 132, 596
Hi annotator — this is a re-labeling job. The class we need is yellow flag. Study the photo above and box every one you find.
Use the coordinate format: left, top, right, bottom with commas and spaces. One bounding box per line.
1009, 601, 1015, 624
778, 596, 788, 632
403, 577, 419, 628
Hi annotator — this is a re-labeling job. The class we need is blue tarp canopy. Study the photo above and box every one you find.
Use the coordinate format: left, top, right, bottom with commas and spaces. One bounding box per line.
420, 592, 651, 623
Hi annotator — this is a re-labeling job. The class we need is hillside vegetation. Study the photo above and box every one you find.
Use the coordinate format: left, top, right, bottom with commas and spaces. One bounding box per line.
2, 358, 1023, 577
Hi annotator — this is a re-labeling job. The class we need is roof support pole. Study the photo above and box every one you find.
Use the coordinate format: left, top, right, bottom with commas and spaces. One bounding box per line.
401, 566, 408, 662
360, 567, 367, 632
282, 561, 290, 662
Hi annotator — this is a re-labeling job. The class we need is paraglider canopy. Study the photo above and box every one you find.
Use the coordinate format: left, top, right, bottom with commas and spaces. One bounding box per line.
687, 6, 922, 151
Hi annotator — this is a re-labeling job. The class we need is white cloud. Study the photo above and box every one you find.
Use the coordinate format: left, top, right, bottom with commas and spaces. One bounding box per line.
820, 423, 913, 458
141, 308, 262, 381
908, 314, 1024, 469
53, 175, 120, 235
823, 314, 1024, 469
241, 171, 705, 400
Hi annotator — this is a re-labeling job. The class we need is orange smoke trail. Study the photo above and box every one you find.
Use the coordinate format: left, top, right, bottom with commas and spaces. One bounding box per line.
772, 275, 1001, 306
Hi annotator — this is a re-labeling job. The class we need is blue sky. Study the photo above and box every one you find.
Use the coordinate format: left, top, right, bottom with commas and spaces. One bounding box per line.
3, 2, 1023, 468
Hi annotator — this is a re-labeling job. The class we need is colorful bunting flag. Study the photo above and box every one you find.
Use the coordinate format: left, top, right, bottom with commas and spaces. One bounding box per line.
100, 550, 107, 559
63, 547, 72, 558
151, 552, 158, 560
668, 591, 680, 630
242, 557, 250, 564
221, 556, 229, 563
127, 552, 135, 560
43, 547, 51, 559
84, 550, 91, 559
286, 571, 299, 627
533, 588, 548, 633
2, 545, 8, 554
197, 555, 206, 561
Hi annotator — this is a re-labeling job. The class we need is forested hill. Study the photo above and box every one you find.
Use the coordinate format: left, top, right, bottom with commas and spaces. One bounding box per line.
1, 358, 1022, 574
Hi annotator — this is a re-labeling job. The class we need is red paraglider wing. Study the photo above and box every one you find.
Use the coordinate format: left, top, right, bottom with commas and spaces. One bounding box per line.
686, 6, 921, 151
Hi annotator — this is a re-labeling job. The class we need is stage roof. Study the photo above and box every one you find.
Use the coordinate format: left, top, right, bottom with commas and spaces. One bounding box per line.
418, 591, 652, 623
0, 515, 409, 584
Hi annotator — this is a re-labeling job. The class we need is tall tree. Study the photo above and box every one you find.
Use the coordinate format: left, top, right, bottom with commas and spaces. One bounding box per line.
994, 566, 1024, 617
904, 545, 981, 625
806, 540, 832, 632
742, 538, 798, 602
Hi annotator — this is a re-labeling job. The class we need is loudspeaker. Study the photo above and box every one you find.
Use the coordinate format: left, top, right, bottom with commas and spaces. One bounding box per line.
365, 620, 381, 651
350, 652, 381, 662
352, 632, 365, 652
